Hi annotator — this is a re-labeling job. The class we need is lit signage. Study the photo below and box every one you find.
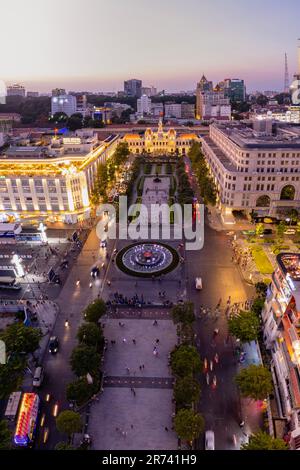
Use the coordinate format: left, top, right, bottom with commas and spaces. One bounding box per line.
63, 137, 81, 145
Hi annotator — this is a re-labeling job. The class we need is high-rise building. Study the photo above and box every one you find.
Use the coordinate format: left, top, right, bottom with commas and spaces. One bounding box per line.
7, 84, 26, 97
197, 91, 231, 120
196, 75, 213, 118
223, 79, 246, 102
181, 102, 195, 119
52, 88, 66, 97
75, 94, 88, 116
141, 86, 157, 97
137, 94, 152, 116
51, 94, 77, 117
124, 79, 142, 98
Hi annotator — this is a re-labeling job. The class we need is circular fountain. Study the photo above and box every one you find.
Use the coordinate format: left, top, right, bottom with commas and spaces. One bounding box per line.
116, 242, 179, 277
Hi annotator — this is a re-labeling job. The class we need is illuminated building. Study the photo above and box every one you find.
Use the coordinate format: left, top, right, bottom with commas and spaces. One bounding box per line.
202, 121, 300, 222
137, 94, 152, 116
0, 130, 119, 223
262, 254, 300, 448
123, 118, 200, 155
196, 75, 213, 119
92, 107, 113, 124
51, 94, 77, 117
197, 91, 231, 121
250, 107, 300, 124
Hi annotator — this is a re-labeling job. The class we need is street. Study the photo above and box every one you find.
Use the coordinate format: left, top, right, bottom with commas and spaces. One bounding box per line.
31, 212, 262, 450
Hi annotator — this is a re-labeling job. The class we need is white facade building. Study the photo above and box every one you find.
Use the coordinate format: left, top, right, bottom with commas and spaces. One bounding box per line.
202, 121, 300, 222
151, 102, 164, 117
0, 131, 119, 223
51, 94, 77, 117
164, 103, 182, 119
137, 95, 152, 116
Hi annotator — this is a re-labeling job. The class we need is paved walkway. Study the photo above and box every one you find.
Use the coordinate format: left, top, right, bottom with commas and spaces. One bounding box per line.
109, 307, 171, 319
104, 376, 174, 389
88, 309, 178, 450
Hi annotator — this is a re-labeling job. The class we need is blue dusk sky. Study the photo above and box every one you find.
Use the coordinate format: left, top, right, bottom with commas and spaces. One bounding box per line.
1, 0, 300, 93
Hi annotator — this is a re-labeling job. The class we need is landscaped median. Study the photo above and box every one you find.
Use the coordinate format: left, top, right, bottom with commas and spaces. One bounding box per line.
250, 246, 274, 275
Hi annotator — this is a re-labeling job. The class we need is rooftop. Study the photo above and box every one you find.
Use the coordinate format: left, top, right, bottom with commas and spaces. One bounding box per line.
277, 253, 300, 282
214, 121, 300, 149
202, 135, 237, 172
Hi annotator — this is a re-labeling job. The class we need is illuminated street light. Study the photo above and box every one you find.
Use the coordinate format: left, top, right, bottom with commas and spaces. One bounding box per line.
12, 254, 24, 277
38, 222, 48, 243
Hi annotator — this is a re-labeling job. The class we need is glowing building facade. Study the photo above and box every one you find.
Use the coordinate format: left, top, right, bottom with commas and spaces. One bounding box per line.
0, 131, 119, 223
262, 254, 300, 448
123, 119, 199, 155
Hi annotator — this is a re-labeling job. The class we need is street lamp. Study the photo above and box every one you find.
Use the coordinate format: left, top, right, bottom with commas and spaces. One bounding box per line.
12, 254, 24, 277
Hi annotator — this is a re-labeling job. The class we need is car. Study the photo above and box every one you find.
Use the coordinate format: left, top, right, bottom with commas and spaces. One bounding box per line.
33, 366, 44, 387
49, 336, 59, 354
90, 266, 100, 278
100, 239, 107, 248
195, 277, 202, 290
284, 228, 296, 235
205, 430, 215, 450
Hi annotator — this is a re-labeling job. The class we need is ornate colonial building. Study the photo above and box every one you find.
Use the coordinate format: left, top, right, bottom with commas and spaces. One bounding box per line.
123, 119, 199, 155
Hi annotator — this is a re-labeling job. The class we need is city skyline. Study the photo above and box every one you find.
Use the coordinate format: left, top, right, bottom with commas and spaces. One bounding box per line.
1, 0, 300, 93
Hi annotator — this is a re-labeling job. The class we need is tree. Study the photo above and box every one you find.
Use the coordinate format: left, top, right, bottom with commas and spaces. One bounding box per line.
251, 297, 265, 316
0, 420, 11, 450
77, 322, 103, 350
0, 356, 25, 399
50, 111, 68, 123
235, 365, 273, 400
55, 441, 75, 450
83, 299, 107, 323
255, 282, 269, 298
171, 345, 201, 377
286, 208, 299, 223
171, 302, 195, 325
174, 409, 204, 442
277, 221, 286, 239
70, 345, 101, 377
56, 411, 82, 439
241, 431, 288, 450
113, 142, 130, 167
256, 95, 268, 106
0, 323, 42, 354
67, 114, 83, 131
66, 377, 97, 406
228, 310, 260, 342
174, 376, 201, 408
256, 223, 264, 237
